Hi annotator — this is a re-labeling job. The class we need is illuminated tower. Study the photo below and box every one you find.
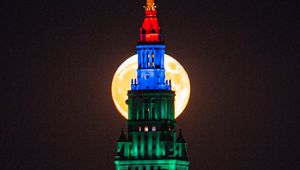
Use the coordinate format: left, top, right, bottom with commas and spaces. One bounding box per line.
114, 0, 189, 169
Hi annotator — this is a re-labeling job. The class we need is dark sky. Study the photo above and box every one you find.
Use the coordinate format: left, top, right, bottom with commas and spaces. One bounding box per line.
1, 0, 298, 169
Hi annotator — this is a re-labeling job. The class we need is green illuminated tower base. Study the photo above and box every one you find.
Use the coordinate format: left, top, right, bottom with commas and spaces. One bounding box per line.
114, 91, 189, 170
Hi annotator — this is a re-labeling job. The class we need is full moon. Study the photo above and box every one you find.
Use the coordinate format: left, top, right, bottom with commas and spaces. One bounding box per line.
112, 54, 190, 119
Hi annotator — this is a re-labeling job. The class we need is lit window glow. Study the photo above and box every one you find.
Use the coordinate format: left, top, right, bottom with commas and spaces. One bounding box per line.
144, 126, 149, 132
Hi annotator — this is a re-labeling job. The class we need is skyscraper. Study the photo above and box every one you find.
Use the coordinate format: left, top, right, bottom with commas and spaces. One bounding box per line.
114, 0, 189, 169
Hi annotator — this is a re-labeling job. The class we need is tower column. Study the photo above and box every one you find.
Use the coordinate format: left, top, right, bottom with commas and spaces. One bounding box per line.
114, 0, 189, 169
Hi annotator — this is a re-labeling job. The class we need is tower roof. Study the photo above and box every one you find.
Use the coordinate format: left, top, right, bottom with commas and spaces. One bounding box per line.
138, 0, 162, 43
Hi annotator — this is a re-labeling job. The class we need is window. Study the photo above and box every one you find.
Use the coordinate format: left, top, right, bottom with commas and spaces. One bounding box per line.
145, 107, 149, 114
152, 108, 156, 119
152, 126, 156, 131
144, 126, 149, 132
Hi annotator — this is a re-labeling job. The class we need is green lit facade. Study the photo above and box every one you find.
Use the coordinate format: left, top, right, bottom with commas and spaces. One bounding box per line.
114, 1, 189, 170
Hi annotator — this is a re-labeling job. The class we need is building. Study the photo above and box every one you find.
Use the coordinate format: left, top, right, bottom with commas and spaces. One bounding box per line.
114, 0, 189, 169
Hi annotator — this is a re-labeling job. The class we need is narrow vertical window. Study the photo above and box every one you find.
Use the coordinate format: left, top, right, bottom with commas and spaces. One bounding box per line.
152, 53, 155, 67
146, 52, 150, 67
152, 107, 156, 120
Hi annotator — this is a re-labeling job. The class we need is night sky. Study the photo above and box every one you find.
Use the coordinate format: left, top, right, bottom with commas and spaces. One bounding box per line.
1, 0, 298, 169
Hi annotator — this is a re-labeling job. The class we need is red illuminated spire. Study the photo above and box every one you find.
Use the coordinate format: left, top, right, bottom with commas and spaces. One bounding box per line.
139, 0, 162, 43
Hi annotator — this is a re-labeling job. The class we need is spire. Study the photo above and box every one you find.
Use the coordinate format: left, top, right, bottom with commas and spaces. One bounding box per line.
144, 0, 157, 12
139, 0, 162, 43
117, 128, 128, 142
177, 129, 186, 143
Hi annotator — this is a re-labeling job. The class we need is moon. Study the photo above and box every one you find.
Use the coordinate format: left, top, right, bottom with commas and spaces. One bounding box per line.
111, 54, 190, 119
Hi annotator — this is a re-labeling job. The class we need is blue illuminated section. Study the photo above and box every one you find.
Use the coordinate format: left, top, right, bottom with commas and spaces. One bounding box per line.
131, 44, 171, 90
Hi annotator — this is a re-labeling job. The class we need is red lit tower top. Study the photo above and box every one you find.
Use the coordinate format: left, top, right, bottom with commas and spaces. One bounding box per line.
139, 0, 162, 43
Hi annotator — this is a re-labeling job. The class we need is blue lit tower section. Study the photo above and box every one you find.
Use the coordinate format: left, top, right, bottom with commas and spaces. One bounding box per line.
131, 44, 171, 90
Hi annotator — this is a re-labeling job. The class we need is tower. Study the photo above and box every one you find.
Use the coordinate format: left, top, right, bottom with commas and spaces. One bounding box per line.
114, 0, 189, 169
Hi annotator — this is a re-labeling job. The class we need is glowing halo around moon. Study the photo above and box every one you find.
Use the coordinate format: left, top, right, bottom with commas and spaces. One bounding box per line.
111, 54, 190, 119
